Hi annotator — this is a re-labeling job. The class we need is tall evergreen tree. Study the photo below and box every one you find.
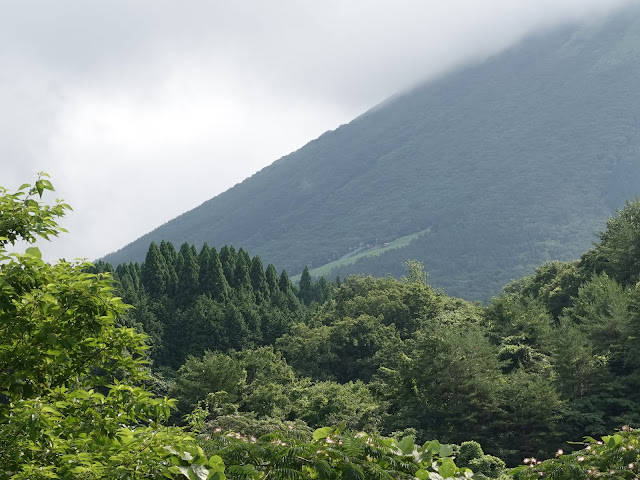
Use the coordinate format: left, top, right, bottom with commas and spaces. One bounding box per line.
233, 248, 253, 293
265, 264, 279, 296
222, 304, 251, 351
176, 242, 200, 306
141, 242, 168, 298
315, 276, 332, 304
198, 243, 212, 294
250, 255, 270, 304
278, 269, 292, 293
209, 247, 230, 303
219, 245, 237, 286
159, 241, 179, 296
159, 240, 178, 265
278, 269, 301, 311
298, 266, 314, 306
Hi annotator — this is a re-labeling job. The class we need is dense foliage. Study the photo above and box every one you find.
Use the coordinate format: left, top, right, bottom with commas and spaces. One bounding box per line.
512, 427, 640, 480
95, 241, 330, 369
200, 424, 480, 480
0, 177, 225, 479
6, 175, 640, 478
104, 5, 640, 300
93, 199, 640, 469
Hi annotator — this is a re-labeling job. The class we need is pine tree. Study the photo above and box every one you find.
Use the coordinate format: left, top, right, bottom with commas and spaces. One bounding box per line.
141, 242, 168, 298
298, 266, 314, 306
233, 248, 253, 293
279, 269, 292, 293
159, 241, 179, 296
219, 245, 236, 286
198, 243, 212, 294
250, 255, 270, 304
265, 264, 279, 296
278, 269, 301, 311
176, 242, 200, 306
210, 247, 230, 303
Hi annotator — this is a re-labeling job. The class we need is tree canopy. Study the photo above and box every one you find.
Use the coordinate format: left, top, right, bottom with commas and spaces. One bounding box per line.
0, 175, 225, 480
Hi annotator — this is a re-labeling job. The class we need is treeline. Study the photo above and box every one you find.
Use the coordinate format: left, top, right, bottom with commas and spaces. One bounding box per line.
97, 200, 640, 469
94, 243, 334, 369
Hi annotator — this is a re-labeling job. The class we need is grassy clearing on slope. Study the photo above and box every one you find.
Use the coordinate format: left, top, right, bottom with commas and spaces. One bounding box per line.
293, 227, 431, 281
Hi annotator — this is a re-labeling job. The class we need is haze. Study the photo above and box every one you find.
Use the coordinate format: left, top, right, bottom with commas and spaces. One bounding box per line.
1, 0, 634, 262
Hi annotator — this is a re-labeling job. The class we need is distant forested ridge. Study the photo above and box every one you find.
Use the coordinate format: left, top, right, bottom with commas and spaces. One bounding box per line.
103, 4, 640, 300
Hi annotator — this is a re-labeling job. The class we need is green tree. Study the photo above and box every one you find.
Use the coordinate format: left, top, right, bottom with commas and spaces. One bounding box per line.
141, 242, 168, 298
249, 255, 269, 304
209, 247, 230, 303
512, 427, 640, 480
581, 198, 640, 285
378, 322, 503, 451
0, 176, 224, 479
160, 240, 179, 296
197, 244, 231, 302
265, 264, 279, 296
171, 350, 247, 419
176, 242, 200, 306
232, 248, 253, 297
219, 245, 236, 286
298, 266, 314, 306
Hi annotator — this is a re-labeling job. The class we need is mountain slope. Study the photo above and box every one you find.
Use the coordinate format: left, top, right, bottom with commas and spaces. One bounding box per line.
104, 5, 640, 300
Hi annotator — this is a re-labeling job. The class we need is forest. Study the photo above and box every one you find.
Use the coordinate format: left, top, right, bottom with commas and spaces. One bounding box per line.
3, 175, 640, 479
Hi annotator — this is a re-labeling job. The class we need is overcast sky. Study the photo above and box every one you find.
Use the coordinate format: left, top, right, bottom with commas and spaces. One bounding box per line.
1, 0, 635, 262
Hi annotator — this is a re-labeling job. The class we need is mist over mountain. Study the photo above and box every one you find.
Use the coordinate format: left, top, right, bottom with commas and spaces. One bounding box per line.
104, 4, 640, 300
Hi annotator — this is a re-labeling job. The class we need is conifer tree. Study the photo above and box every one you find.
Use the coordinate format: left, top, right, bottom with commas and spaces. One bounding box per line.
141, 242, 168, 298
279, 269, 292, 293
198, 243, 212, 294
159, 241, 179, 296
315, 276, 332, 304
209, 247, 230, 303
176, 242, 200, 306
219, 245, 236, 286
298, 266, 314, 306
159, 240, 178, 264
233, 248, 253, 293
265, 264, 279, 295
250, 255, 270, 304
278, 269, 302, 310
222, 304, 251, 351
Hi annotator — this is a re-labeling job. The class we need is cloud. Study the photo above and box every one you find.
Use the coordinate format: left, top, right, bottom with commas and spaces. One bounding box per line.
1, 0, 635, 262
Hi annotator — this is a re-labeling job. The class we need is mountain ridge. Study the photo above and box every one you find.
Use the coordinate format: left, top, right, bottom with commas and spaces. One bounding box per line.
104, 4, 640, 300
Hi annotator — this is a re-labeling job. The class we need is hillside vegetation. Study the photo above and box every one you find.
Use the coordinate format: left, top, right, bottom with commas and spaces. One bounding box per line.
103, 5, 640, 300
91, 197, 640, 465
7, 176, 640, 478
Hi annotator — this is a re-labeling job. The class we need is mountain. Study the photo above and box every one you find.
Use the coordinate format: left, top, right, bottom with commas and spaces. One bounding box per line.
103, 5, 640, 300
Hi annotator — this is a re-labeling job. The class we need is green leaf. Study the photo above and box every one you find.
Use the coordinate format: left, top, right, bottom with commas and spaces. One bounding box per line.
439, 444, 454, 458
335, 420, 347, 435
25, 246, 42, 259
607, 434, 623, 448
415, 469, 430, 480
439, 458, 456, 479
398, 436, 415, 455
313, 427, 333, 440
426, 440, 441, 454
